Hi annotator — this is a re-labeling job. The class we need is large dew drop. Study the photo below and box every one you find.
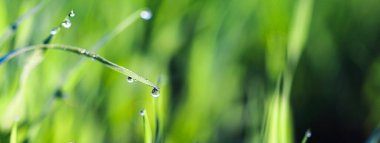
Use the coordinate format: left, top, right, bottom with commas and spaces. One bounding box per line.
151, 87, 160, 98
139, 110, 145, 116
61, 19, 72, 28
140, 10, 152, 20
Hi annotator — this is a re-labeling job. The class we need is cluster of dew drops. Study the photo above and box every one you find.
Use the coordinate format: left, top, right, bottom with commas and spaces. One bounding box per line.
50, 10, 75, 35
51, 9, 158, 98
62, 10, 75, 28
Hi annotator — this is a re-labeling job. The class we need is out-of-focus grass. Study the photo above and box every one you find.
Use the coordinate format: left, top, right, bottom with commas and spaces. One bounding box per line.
140, 109, 153, 143
1, 0, 380, 142
10, 121, 17, 143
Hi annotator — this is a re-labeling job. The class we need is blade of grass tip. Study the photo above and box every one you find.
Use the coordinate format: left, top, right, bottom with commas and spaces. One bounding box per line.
301, 129, 311, 143
153, 76, 162, 143
0, 44, 159, 89
0, 0, 47, 48
48, 9, 144, 117
140, 110, 153, 143
55, 8, 149, 90
15, 9, 75, 91
10, 120, 18, 143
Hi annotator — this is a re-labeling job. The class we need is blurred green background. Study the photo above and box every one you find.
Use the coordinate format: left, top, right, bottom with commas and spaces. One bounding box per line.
0, 0, 380, 142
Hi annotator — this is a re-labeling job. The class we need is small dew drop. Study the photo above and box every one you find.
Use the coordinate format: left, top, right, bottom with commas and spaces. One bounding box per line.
140, 10, 152, 20
151, 87, 160, 98
69, 10, 75, 17
80, 49, 86, 54
61, 19, 72, 28
305, 129, 312, 138
139, 110, 145, 116
127, 76, 135, 83
50, 28, 58, 35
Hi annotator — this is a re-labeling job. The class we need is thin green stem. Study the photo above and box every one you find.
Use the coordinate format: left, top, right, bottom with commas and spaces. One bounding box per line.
301, 129, 311, 143
0, 44, 159, 89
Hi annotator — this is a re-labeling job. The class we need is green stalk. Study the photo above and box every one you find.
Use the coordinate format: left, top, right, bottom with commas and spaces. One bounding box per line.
141, 109, 153, 143
10, 121, 18, 143
0, 44, 159, 89
301, 129, 311, 143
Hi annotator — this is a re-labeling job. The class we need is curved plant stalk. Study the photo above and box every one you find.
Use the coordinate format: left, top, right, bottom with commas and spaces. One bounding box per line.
0, 44, 159, 89
56, 9, 145, 90
0, 10, 75, 129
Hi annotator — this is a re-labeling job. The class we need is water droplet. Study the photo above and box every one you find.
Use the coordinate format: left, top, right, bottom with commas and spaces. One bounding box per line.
50, 28, 59, 35
305, 129, 312, 138
61, 19, 72, 28
140, 10, 152, 20
80, 49, 86, 54
69, 10, 75, 17
54, 89, 64, 98
127, 76, 135, 83
139, 110, 145, 116
151, 87, 160, 97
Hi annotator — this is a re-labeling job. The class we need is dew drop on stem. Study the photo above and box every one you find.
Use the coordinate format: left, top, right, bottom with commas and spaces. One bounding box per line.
139, 110, 145, 116
61, 19, 72, 28
140, 10, 152, 20
50, 28, 58, 35
127, 76, 134, 83
306, 129, 312, 138
151, 87, 160, 98
91, 54, 96, 61
80, 49, 86, 54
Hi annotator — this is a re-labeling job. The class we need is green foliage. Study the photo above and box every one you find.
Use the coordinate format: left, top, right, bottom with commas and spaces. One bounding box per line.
0, 0, 380, 142
10, 121, 17, 143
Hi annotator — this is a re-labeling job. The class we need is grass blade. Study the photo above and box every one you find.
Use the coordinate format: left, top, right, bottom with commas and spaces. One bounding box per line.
140, 109, 153, 143
0, 10, 75, 127
10, 121, 18, 143
55, 9, 145, 90
301, 129, 311, 143
0, 44, 159, 89
287, 0, 314, 69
